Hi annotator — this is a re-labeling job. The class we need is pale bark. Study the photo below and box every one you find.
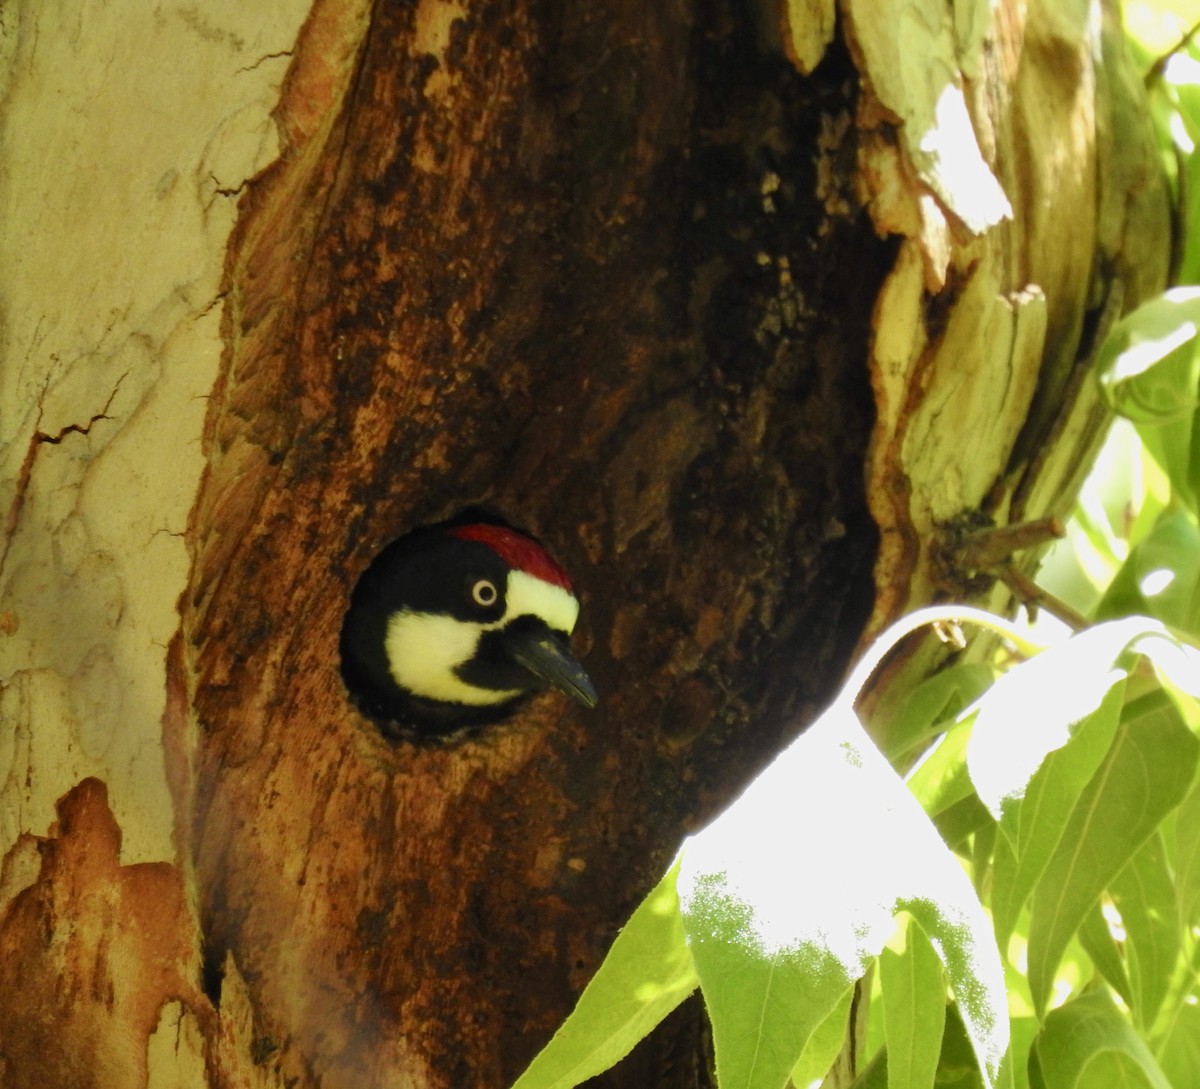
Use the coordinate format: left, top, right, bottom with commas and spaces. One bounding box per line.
0, 2, 329, 1084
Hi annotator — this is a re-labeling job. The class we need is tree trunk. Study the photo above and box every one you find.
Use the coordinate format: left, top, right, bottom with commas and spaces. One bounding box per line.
0, 2, 1168, 1088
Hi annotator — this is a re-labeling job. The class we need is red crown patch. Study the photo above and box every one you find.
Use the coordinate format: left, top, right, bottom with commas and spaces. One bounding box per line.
448, 524, 574, 591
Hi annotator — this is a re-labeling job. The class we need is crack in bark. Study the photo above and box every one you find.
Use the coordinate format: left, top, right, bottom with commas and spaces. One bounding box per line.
236, 49, 295, 75
0, 374, 128, 578
208, 174, 250, 200
198, 291, 229, 320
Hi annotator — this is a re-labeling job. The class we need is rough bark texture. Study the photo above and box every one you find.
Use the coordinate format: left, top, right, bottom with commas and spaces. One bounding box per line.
189, 3, 884, 1085
0, 1, 1169, 1088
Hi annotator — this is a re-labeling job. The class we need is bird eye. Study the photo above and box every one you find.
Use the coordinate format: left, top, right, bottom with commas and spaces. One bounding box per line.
471, 579, 499, 607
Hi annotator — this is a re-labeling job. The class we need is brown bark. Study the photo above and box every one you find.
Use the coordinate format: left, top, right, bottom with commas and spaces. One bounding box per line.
188, 4, 884, 1086
0, 0, 1169, 1087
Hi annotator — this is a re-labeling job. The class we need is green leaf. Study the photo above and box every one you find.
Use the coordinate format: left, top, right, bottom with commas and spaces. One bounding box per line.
1110, 833, 1180, 1029
884, 663, 996, 761
850, 1048, 889, 1089
900, 898, 1002, 1089
852, 1006, 1007, 1089
969, 618, 1200, 952
967, 619, 1153, 821
1139, 632, 1200, 733
1028, 991, 1171, 1089
1093, 289, 1200, 513
1077, 1051, 1168, 1088
935, 1004, 990, 1089
1097, 509, 1200, 633
1178, 128, 1200, 286
971, 819, 996, 896
789, 983, 854, 1089
1076, 901, 1132, 1007
1162, 672, 1200, 731
881, 918, 945, 1089
677, 704, 1008, 1089
1138, 402, 1200, 517
932, 794, 993, 853
680, 868, 851, 1089
988, 682, 1124, 948
908, 721, 976, 819
1001, 1016, 1039, 1089
1158, 1000, 1200, 1089
990, 832, 1020, 954
1096, 288, 1200, 425
510, 861, 698, 1089
1026, 695, 1200, 1014
1170, 774, 1200, 927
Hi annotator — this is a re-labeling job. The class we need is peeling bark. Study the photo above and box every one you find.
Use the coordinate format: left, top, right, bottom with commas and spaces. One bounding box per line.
0, 780, 202, 1089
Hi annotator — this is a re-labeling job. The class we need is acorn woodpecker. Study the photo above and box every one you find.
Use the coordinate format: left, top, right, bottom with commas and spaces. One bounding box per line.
339, 513, 598, 737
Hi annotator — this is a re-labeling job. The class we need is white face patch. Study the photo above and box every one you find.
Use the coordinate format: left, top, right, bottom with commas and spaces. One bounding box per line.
505, 569, 579, 635
384, 570, 581, 706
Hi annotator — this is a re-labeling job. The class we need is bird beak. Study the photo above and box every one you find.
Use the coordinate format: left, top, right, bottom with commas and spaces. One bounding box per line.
503, 621, 598, 709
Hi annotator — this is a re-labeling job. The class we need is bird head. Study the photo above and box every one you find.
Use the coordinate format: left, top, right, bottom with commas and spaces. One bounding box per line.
340, 515, 597, 737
